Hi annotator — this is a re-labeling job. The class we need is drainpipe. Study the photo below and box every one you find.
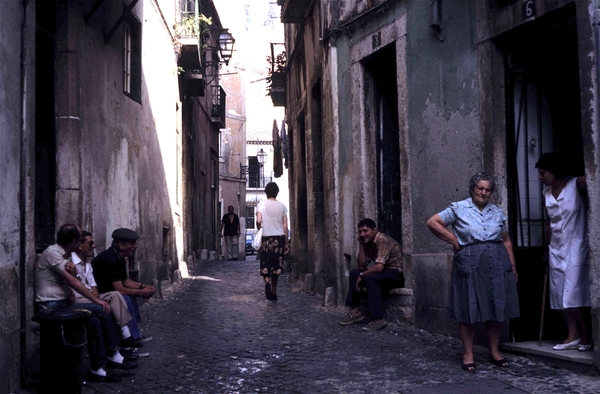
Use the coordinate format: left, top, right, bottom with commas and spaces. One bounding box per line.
595, 6, 600, 118
19, 0, 29, 387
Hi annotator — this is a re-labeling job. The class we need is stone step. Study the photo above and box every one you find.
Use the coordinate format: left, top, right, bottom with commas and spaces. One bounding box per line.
384, 287, 414, 324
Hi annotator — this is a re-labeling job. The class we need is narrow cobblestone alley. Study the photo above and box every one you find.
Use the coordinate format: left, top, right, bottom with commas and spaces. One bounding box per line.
79, 258, 599, 394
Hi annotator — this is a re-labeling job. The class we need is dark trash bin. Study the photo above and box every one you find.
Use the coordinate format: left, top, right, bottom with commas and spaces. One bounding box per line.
34, 307, 91, 394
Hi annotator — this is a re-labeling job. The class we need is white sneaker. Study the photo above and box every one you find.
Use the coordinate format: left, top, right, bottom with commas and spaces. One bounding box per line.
552, 338, 580, 350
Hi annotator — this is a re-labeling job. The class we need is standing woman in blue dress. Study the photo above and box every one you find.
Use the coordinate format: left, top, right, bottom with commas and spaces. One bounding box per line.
536, 152, 592, 351
427, 172, 520, 372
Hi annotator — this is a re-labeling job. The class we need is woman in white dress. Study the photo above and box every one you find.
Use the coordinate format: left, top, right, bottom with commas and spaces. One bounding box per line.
536, 152, 592, 351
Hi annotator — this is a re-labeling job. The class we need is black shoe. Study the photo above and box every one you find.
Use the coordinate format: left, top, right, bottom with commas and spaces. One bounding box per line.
265, 283, 272, 299
106, 360, 138, 370
87, 372, 122, 383
120, 348, 138, 360
120, 337, 143, 348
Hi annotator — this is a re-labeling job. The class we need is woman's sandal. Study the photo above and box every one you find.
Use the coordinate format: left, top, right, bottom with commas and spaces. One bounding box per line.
489, 357, 509, 367
461, 362, 476, 372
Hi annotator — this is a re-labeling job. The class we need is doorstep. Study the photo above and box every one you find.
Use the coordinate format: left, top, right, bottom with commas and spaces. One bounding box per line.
500, 341, 593, 367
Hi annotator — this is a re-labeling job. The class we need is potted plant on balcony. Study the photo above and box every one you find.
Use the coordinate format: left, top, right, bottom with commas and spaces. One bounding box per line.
266, 51, 287, 107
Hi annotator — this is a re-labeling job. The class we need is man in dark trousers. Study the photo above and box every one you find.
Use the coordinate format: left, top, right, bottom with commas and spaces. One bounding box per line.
338, 218, 404, 331
220, 205, 241, 260
92, 228, 155, 350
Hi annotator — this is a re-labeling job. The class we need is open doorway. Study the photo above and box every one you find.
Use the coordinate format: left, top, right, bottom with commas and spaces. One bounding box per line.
497, 4, 584, 342
363, 44, 402, 242
35, 0, 57, 252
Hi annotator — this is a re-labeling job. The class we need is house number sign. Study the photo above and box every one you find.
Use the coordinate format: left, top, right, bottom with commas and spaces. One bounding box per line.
372, 31, 381, 49
523, 0, 536, 22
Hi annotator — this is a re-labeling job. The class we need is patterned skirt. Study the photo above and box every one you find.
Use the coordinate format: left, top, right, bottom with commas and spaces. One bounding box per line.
451, 241, 520, 323
259, 235, 285, 277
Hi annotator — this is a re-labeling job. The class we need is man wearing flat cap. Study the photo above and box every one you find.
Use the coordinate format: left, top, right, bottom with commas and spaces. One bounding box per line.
92, 228, 155, 349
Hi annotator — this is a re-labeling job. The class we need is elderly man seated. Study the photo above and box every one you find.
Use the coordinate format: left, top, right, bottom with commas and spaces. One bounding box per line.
92, 228, 156, 351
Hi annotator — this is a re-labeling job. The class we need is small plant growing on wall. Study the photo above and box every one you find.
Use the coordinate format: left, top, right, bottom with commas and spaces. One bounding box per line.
266, 51, 287, 106
173, 13, 212, 40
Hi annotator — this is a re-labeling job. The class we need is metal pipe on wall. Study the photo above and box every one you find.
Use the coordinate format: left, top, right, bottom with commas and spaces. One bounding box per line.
19, 0, 30, 387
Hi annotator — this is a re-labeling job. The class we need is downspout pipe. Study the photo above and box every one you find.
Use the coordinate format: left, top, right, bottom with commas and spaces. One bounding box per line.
19, 0, 29, 387
595, 7, 600, 126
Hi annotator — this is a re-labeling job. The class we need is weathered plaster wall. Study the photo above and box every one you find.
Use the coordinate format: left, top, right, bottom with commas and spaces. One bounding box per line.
0, 2, 36, 392
61, 1, 182, 284
405, 0, 483, 334
576, 1, 600, 365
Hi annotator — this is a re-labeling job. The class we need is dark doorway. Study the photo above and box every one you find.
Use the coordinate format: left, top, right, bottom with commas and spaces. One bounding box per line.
35, 1, 57, 252
364, 45, 402, 242
497, 4, 583, 342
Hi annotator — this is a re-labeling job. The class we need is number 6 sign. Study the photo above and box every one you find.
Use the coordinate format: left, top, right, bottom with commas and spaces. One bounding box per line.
523, 0, 536, 21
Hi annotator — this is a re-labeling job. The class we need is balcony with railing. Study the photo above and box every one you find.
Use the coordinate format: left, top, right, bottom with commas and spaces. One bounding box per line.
177, 2, 204, 96
211, 85, 226, 127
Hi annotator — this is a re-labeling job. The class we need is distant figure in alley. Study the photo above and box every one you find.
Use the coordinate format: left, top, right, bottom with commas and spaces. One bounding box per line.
221, 205, 241, 261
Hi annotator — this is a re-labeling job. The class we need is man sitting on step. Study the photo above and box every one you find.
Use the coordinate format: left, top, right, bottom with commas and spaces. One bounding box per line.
92, 228, 155, 352
338, 218, 404, 331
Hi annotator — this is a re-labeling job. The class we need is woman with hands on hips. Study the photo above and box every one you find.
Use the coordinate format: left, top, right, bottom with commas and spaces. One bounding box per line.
427, 172, 519, 372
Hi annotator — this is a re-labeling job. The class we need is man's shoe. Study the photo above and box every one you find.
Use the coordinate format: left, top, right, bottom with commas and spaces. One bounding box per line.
339, 311, 365, 325
553, 338, 580, 350
106, 360, 138, 370
362, 319, 387, 331
120, 337, 143, 348
120, 350, 138, 361
129, 348, 150, 358
87, 372, 122, 383
140, 335, 153, 343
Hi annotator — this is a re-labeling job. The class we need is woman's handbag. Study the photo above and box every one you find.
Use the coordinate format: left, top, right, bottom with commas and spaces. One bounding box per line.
252, 228, 263, 251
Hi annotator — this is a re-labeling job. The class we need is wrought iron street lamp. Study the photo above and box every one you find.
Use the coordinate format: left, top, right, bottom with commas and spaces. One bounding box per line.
257, 149, 267, 187
218, 29, 235, 65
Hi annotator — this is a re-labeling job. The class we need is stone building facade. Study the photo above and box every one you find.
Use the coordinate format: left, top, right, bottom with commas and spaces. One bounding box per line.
0, 0, 229, 391
279, 0, 600, 366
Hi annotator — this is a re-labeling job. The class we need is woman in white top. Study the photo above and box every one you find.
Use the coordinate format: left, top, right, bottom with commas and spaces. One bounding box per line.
536, 152, 592, 351
256, 182, 289, 300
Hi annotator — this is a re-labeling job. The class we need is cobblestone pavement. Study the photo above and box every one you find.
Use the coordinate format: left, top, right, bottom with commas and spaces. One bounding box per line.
79, 258, 599, 394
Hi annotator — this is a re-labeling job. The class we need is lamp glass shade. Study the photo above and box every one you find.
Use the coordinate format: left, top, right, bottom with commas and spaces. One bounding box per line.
257, 149, 267, 164
218, 29, 235, 64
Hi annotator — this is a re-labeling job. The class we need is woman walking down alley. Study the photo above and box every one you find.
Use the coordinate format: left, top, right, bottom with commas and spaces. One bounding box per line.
256, 182, 289, 300
536, 152, 592, 351
427, 172, 520, 372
